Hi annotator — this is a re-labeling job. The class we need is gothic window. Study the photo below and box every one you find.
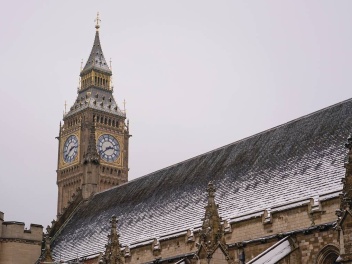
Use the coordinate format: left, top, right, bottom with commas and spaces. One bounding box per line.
316, 245, 340, 264
108, 119, 111, 126
112, 120, 115, 127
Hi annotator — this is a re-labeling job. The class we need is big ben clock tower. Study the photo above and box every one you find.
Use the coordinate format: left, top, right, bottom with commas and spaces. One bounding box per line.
56, 14, 129, 215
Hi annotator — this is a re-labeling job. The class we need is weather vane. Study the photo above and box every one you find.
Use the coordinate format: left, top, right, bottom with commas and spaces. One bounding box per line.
95, 12, 101, 31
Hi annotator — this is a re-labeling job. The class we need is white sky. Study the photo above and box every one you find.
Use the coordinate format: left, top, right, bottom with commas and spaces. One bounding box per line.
1, 1, 352, 228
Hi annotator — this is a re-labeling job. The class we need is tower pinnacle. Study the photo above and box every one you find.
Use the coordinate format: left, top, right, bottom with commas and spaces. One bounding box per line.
95, 12, 101, 31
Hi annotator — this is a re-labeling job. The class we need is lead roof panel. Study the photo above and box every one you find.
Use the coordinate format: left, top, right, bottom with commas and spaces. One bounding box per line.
81, 31, 111, 75
51, 98, 352, 261
64, 87, 125, 118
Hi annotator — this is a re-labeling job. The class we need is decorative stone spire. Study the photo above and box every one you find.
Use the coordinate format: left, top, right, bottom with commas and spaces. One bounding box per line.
336, 134, 352, 263
199, 181, 223, 252
37, 235, 53, 263
81, 13, 111, 76
102, 215, 124, 264
195, 182, 234, 263
83, 120, 99, 164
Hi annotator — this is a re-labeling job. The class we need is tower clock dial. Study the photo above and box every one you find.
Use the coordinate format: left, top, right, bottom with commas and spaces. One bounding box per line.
97, 134, 120, 162
63, 135, 79, 163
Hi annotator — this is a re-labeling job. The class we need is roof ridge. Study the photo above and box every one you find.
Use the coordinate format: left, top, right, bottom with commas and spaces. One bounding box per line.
96, 97, 352, 195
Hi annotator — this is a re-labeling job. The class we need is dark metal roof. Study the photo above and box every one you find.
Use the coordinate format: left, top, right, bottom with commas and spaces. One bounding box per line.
64, 87, 125, 119
51, 98, 352, 261
81, 30, 111, 75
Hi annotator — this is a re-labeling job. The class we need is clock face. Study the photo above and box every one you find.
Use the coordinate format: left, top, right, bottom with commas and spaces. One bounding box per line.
97, 134, 120, 162
63, 135, 79, 163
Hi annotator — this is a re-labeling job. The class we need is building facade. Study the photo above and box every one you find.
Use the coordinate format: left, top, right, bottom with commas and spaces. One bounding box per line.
33, 16, 352, 264
56, 15, 130, 215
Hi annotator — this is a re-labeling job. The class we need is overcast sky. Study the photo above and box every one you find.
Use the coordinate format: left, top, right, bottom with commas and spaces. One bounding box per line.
1, 1, 352, 228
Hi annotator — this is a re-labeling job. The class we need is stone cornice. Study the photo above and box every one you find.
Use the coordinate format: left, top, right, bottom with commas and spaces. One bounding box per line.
0, 237, 42, 245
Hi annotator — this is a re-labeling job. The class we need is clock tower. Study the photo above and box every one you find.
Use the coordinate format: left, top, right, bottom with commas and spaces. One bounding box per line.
56, 14, 130, 215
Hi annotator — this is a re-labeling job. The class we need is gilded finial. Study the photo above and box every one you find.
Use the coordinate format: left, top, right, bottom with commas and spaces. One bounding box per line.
123, 99, 126, 114
80, 59, 83, 72
109, 58, 112, 70
95, 12, 101, 31
64, 100, 67, 114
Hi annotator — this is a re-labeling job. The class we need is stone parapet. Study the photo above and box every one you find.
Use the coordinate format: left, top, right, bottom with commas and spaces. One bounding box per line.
0, 211, 43, 264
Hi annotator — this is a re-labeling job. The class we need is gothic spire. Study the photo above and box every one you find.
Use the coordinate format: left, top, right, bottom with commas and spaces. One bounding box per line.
196, 181, 233, 262
102, 215, 124, 264
197, 182, 234, 264
83, 120, 99, 164
81, 13, 112, 76
200, 181, 223, 251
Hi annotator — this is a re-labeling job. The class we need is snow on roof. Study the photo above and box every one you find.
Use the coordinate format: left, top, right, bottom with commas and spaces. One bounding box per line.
51, 98, 352, 261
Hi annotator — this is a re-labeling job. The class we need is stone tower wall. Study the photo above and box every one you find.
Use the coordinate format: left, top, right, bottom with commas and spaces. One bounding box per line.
0, 211, 43, 264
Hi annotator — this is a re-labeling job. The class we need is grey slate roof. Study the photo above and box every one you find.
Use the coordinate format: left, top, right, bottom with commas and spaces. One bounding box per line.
81, 30, 111, 75
65, 29, 124, 119
51, 98, 352, 261
64, 87, 125, 118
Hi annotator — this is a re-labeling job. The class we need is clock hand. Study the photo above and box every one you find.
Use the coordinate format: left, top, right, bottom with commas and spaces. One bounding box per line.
100, 146, 114, 154
68, 145, 75, 152
65, 145, 77, 157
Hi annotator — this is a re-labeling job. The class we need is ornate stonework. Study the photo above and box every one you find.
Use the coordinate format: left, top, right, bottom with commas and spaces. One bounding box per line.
336, 134, 352, 263
102, 216, 124, 264
56, 17, 130, 215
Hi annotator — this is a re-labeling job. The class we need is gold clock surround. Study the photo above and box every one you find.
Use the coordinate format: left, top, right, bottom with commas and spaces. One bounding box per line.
59, 131, 81, 169
95, 130, 124, 167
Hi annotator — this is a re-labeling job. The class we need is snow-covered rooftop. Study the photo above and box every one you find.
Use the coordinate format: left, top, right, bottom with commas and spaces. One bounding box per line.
51, 98, 352, 261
